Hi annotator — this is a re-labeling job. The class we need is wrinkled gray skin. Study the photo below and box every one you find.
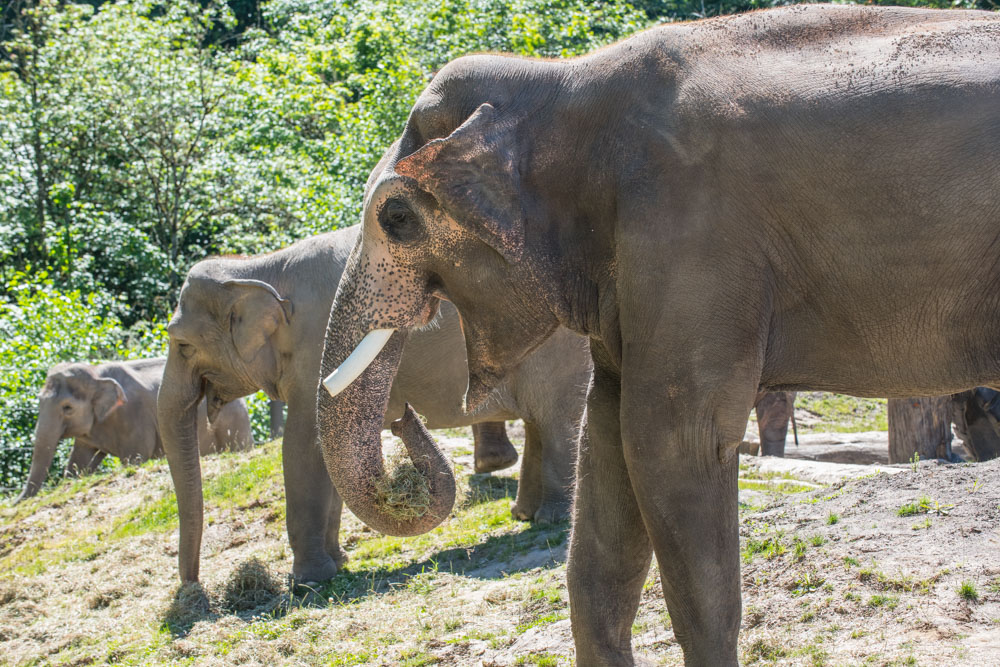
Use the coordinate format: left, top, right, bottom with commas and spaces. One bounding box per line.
315, 6, 1000, 664
754, 391, 797, 457
17, 359, 250, 502
159, 224, 589, 583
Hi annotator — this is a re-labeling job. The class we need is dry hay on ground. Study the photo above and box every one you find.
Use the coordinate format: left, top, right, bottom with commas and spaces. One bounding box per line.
0, 433, 998, 666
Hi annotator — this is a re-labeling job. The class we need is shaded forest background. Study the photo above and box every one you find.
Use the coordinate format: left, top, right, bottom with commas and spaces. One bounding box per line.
0, 0, 994, 493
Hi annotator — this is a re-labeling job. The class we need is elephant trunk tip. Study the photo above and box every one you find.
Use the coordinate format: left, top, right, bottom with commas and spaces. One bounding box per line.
370, 404, 456, 529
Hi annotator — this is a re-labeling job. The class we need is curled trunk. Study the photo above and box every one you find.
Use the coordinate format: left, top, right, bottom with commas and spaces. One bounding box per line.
316, 280, 455, 536
16, 407, 63, 502
158, 352, 205, 582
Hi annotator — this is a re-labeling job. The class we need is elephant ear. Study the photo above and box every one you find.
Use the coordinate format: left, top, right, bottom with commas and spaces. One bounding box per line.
224, 279, 293, 363
93, 378, 126, 422
394, 103, 525, 262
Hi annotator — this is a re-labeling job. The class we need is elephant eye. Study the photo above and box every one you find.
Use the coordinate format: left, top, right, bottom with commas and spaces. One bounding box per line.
378, 198, 423, 244
62, 404, 73, 414
177, 342, 195, 359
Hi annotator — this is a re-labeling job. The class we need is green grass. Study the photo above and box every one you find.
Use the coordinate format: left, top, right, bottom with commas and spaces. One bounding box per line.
897, 496, 953, 517
203, 443, 283, 508
742, 534, 787, 563
110, 492, 178, 539
795, 393, 888, 432
514, 653, 561, 666
958, 580, 979, 602
738, 479, 816, 494
516, 611, 568, 634
867, 594, 899, 610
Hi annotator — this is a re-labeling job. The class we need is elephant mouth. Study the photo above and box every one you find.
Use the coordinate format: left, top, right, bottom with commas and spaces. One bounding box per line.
323, 296, 443, 399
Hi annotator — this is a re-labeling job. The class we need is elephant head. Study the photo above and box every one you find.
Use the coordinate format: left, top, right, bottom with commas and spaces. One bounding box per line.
17, 364, 125, 501
158, 267, 292, 581
317, 74, 580, 536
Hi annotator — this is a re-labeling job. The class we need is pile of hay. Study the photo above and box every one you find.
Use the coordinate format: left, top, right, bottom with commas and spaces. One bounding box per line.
222, 557, 283, 613
372, 452, 431, 521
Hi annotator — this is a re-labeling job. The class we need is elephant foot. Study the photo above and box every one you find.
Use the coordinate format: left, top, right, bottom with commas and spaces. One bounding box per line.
532, 499, 570, 524
292, 553, 343, 586
330, 547, 348, 569
475, 449, 519, 474
473, 423, 519, 473
512, 497, 570, 523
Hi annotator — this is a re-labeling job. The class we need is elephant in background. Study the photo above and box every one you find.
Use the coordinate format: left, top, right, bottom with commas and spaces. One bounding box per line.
754, 391, 797, 457
16, 359, 251, 502
158, 224, 591, 584
314, 6, 999, 664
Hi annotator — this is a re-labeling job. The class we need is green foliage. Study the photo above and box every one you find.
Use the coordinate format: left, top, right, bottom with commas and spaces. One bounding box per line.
0, 0, 653, 496
1, 0, 995, 495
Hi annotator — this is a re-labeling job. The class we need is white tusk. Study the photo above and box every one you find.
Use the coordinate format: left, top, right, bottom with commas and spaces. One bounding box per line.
323, 329, 396, 397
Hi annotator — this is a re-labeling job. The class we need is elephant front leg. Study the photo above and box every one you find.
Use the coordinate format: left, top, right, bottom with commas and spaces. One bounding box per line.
568, 358, 653, 665
620, 375, 751, 665
283, 398, 343, 583
65, 442, 107, 477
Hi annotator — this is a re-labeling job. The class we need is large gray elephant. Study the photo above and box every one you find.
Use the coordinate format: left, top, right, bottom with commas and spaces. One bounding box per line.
17, 359, 250, 502
158, 224, 591, 583
314, 6, 1000, 665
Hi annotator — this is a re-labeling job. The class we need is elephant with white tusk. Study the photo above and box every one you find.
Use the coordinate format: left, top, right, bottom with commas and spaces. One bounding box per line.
314, 6, 1000, 663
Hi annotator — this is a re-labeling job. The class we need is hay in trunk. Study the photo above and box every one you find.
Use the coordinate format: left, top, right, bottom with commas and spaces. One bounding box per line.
373, 451, 432, 521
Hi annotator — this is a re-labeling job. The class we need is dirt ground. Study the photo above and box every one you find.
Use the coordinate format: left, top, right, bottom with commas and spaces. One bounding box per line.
1, 423, 999, 666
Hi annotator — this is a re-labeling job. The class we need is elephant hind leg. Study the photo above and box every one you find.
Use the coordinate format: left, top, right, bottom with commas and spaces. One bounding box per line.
472, 421, 518, 473
511, 420, 574, 523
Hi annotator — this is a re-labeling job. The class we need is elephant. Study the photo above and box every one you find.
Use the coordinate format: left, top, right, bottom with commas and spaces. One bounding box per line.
314, 6, 1000, 665
754, 391, 797, 457
16, 359, 251, 502
158, 224, 591, 583
951, 388, 1000, 462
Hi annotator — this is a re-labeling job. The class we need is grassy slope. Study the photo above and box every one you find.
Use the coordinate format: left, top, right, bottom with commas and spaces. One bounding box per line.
16, 398, 1000, 667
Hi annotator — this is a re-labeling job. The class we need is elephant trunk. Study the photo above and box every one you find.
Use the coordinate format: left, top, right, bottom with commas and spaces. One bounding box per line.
157, 351, 204, 582
317, 282, 455, 537
16, 404, 63, 502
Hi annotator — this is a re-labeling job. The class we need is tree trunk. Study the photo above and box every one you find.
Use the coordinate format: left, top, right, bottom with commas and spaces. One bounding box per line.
887, 396, 953, 464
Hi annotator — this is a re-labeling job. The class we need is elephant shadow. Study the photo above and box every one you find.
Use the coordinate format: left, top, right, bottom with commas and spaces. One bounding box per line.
160, 475, 569, 632
317, 519, 570, 607
162, 582, 217, 637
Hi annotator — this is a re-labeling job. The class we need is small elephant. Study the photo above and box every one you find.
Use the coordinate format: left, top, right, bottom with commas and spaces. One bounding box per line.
17, 359, 251, 502
158, 224, 590, 583
753, 391, 797, 457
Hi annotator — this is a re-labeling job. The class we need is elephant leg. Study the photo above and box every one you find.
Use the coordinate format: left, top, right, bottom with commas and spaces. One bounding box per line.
65, 442, 106, 477
618, 366, 752, 665
513, 420, 574, 523
283, 398, 343, 582
568, 356, 653, 666
269, 400, 286, 440
755, 391, 796, 457
511, 421, 544, 521
622, 415, 742, 666
472, 421, 518, 473
324, 481, 347, 569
